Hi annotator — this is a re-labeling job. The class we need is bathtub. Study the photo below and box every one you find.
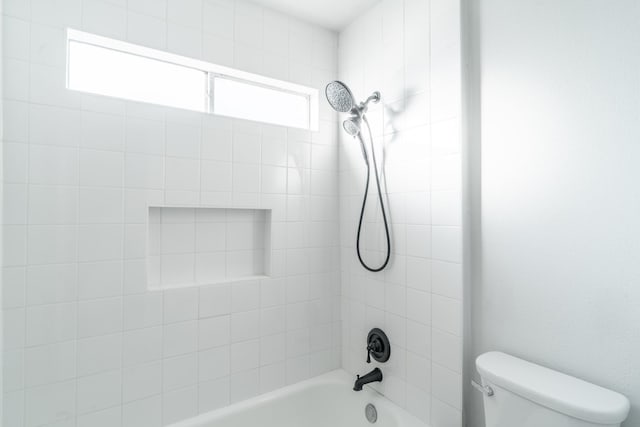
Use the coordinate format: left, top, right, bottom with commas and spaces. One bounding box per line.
169, 370, 428, 427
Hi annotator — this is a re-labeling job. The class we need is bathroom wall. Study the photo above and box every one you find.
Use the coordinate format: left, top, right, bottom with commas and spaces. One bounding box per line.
1, 1, 341, 426
0, 0, 4, 421
468, 1, 640, 426
339, 0, 464, 425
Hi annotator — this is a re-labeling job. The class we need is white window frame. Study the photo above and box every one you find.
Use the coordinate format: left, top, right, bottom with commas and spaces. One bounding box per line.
66, 29, 319, 131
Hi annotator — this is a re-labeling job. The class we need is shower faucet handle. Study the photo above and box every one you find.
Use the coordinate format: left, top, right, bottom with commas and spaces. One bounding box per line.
366, 341, 380, 363
365, 328, 391, 364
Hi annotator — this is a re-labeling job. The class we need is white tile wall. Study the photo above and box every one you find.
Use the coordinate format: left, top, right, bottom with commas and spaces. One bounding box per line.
2, 1, 341, 426
338, 0, 463, 425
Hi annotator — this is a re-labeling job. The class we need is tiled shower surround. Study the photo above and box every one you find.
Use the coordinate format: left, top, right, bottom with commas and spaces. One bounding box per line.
1, 0, 463, 426
2, 1, 341, 425
339, 0, 463, 425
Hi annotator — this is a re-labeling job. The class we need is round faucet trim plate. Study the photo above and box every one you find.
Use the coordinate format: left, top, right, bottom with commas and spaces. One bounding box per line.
367, 328, 391, 363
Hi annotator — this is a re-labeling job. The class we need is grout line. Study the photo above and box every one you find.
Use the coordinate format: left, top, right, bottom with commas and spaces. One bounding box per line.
20, 9, 34, 422
119, 20, 128, 416
73, 0, 84, 421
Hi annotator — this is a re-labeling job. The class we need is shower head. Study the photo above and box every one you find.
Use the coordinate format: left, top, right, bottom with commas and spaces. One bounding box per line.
344, 116, 368, 162
326, 81, 356, 113
343, 117, 361, 136
327, 80, 381, 152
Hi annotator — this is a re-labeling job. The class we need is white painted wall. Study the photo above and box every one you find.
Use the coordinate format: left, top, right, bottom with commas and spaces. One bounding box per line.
0, 0, 4, 422
339, 1, 464, 425
1, 1, 341, 425
468, 1, 640, 426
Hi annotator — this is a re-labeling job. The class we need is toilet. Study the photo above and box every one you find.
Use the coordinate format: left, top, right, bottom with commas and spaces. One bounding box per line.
476, 352, 630, 427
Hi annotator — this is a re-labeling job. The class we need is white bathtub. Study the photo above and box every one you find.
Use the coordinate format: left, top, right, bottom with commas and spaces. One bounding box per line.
169, 370, 428, 427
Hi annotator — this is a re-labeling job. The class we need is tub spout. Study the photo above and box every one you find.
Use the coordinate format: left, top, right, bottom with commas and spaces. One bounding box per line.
353, 368, 383, 391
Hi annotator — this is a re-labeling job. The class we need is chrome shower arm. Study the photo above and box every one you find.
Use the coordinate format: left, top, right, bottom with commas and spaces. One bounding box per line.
364, 91, 381, 107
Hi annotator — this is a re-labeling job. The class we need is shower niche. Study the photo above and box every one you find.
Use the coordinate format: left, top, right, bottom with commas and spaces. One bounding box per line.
147, 206, 271, 290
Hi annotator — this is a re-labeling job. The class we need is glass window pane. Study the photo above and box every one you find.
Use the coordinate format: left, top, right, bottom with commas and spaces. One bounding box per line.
212, 77, 310, 129
68, 41, 207, 112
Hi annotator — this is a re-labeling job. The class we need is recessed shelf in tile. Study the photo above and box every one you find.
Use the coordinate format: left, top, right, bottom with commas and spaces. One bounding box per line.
147, 207, 271, 290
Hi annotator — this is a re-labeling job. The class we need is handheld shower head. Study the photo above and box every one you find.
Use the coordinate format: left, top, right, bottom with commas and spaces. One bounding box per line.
343, 117, 361, 136
325, 81, 356, 113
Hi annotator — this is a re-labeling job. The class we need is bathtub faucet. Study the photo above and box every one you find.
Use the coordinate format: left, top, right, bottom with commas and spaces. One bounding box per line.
353, 367, 383, 391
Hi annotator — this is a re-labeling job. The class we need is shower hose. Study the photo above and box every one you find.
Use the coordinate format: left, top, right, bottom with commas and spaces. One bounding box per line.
356, 116, 391, 272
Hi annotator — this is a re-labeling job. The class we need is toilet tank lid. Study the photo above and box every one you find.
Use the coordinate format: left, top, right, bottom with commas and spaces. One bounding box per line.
476, 352, 630, 424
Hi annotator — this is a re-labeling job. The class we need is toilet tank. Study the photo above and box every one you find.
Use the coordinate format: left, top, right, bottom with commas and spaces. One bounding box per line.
476, 352, 630, 427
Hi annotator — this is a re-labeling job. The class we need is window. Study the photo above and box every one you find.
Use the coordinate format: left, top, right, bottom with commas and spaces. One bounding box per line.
212, 76, 311, 129
66, 29, 319, 130
68, 40, 208, 112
